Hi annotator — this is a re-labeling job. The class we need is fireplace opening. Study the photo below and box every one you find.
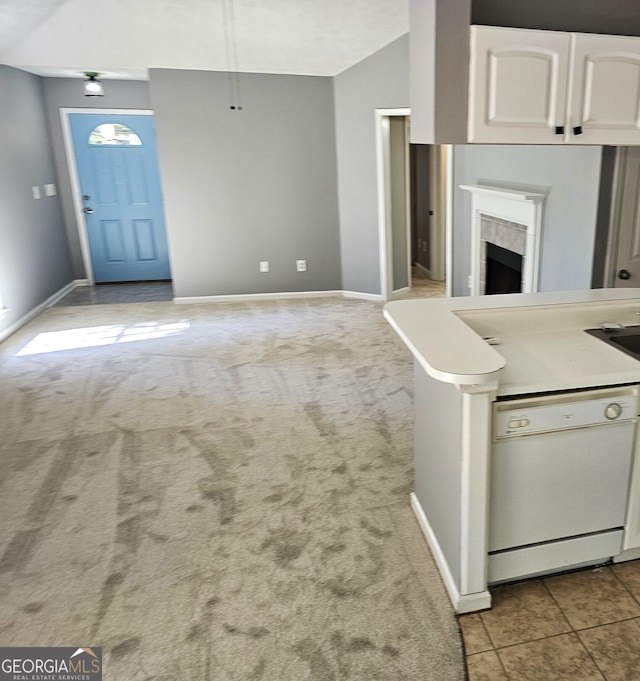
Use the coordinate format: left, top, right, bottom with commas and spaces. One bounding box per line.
485, 242, 523, 295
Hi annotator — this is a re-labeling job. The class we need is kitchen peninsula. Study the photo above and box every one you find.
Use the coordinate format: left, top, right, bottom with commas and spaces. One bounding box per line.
384, 289, 640, 613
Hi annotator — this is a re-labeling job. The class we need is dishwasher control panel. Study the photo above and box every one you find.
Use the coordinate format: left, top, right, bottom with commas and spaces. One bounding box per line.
494, 386, 639, 439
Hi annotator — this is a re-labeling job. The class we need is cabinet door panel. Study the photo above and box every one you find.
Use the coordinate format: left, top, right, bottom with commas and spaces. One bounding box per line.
489, 52, 556, 124
569, 34, 640, 145
468, 26, 571, 143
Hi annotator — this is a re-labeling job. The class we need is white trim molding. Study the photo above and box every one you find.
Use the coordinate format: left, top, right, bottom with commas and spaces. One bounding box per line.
174, 289, 385, 304
459, 386, 495, 598
375, 108, 411, 302
0, 279, 87, 345
615, 547, 640, 563
444, 145, 454, 298
623, 418, 640, 550
342, 290, 385, 302
460, 185, 546, 296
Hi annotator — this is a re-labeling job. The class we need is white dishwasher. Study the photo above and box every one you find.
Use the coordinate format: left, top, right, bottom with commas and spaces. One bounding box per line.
489, 385, 638, 584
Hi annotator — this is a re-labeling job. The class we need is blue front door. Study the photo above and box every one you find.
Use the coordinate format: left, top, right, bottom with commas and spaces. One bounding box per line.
69, 113, 171, 283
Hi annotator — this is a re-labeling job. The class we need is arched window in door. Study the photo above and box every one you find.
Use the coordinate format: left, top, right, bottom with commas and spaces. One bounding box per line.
88, 123, 142, 146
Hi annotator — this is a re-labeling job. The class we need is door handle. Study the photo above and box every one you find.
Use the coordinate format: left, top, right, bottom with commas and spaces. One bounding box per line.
618, 269, 631, 280
83, 207, 94, 214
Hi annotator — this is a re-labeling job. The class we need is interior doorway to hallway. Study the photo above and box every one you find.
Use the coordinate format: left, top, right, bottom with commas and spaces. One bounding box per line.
375, 108, 450, 301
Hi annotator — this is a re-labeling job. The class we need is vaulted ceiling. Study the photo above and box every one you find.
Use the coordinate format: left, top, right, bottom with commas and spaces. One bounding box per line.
0, 0, 409, 80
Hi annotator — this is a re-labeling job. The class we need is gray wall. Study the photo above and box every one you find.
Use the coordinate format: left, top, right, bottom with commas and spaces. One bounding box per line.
0, 66, 72, 338
472, 0, 640, 36
409, 0, 472, 144
149, 69, 340, 298
42, 78, 153, 278
451, 145, 603, 296
334, 35, 410, 295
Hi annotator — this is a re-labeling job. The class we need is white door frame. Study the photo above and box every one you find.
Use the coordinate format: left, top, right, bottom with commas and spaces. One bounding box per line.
603, 146, 628, 288
434, 144, 453, 295
60, 108, 155, 284
375, 108, 453, 301
376, 108, 410, 300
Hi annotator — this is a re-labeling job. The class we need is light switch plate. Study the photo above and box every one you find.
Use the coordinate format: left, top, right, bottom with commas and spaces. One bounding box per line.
32, 186, 41, 200
44, 183, 57, 197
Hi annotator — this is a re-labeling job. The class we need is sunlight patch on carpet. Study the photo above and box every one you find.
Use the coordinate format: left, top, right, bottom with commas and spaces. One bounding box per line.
15, 321, 190, 355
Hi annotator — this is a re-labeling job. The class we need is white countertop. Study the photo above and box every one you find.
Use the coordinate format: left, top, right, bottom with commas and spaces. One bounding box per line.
383, 289, 640, 395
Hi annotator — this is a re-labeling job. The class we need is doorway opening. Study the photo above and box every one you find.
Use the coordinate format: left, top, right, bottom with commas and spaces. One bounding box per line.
599, 146, 640, 289
375, 109, 450, 301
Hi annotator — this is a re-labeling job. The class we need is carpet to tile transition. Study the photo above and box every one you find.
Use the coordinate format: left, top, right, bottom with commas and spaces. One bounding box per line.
0, 297, 465, 680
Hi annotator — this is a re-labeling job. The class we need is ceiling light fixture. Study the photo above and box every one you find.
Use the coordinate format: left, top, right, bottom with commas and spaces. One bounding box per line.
83, 72, 104, 97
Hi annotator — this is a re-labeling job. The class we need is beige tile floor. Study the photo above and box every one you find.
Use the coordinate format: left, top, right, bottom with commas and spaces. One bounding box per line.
459, 560, 640, 680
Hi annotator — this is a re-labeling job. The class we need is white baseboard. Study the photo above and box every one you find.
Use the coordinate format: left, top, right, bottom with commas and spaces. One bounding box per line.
391, 286, 410, 298
614, 547, 640, 563
341, 290, 385, 302
410, 493, 491, 614
174, 290, 345, 304
175, 290, 384, 304
45, 279, 88, 306
0, 279, 86, 345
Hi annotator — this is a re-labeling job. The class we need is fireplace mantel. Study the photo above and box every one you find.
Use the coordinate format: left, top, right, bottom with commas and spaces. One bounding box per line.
460, 185, 546, 296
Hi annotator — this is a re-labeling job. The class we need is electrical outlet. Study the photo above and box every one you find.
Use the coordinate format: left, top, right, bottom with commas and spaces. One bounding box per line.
259, 261, 270, 273
32, 186, 41, 200
468, 275, 473, 289
296, 260, 307, 272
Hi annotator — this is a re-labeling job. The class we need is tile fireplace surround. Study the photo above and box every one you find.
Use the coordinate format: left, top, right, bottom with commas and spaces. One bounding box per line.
460, 185, 546, 296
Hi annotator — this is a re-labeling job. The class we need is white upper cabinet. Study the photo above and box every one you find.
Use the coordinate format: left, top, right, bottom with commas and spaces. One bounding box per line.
469, 26, 640, 144
468, 26, 571, 143
569, 33, 640, 145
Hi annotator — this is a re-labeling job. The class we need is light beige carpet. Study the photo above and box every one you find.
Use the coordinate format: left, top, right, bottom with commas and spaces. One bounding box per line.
0, 296, 465, 680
